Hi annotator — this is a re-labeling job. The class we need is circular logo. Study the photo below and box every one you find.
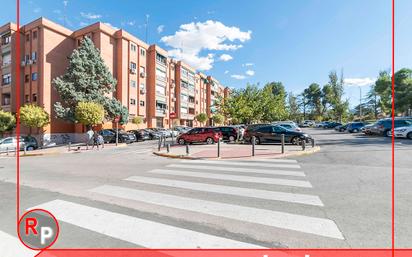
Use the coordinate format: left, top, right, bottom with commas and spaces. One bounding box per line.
18, 209, 59, 250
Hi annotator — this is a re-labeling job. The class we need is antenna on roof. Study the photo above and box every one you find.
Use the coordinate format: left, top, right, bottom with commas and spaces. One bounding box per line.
145, 14, 149, 43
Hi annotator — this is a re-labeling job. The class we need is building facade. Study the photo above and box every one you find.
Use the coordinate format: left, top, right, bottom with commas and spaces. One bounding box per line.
0, 17, 228, 144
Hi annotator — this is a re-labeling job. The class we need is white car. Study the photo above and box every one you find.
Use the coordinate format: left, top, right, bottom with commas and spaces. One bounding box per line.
273, 122, 302, 132
393, 126, 412, 139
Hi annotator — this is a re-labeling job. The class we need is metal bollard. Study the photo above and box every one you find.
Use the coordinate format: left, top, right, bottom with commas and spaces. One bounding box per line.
68, 142, 71, 152
171, 133, 174, 146
311, 138, 315, 148
24, 145, 27, 155
14, 147, 17, 156
251, 136, 255, 156
167, 143, 170, 153
6, 147, 9, 156
186, 144, 190, 155
158, 138, 161, 152
217, 138, 221, 158
302, 139, 306, 151
281, 134, 285, 154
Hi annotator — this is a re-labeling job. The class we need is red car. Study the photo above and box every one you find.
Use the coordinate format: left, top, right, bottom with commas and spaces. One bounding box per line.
177, 127, 222, 145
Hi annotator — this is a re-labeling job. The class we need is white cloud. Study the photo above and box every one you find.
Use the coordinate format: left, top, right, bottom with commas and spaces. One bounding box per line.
231, 74, 246, 80
219, 54, 233, 62
246, 70, 255, 76
79, 22, 89, 27
243, 63, 254, 67
80, 12, 102, 19
157, 25, 165, 34
224, 70, 229, 74
161, 20, 252, 70
103, 22, 119, 30
63, 1, 69, 7
344, 77, 375, 87
33, 7, 41, 13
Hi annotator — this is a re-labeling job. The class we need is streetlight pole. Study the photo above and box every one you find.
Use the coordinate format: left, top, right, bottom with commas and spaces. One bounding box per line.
359, 87, 362, 121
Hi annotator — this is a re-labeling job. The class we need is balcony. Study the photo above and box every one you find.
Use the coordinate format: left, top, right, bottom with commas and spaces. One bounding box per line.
1, 60, 11, 69
180, 113, 194, 120
155, 109, 167, 117
188, 102, 195, 109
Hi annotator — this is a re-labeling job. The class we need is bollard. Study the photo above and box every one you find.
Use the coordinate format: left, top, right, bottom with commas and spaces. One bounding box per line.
217, 138, 221, 158
68, 142, 71, 152
311, 138, 315, 148
14, 147, 17, 156
6, 147, 9, 156
171, 133, 174, 146
251, 136, 255, 157
167, 143, 170, 153
24, 145, 27, 155
158, 138, 161, 152
163, 135, 167, 147
281, 134, 285, 154
186, 144, 189, 155
302, 139, 306, 151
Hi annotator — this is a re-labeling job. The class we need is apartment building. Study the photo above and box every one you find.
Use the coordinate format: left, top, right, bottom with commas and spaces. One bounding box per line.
0, 17, 228, 144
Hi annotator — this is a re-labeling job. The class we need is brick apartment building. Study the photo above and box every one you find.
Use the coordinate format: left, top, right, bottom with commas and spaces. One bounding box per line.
0, 17, 228, 144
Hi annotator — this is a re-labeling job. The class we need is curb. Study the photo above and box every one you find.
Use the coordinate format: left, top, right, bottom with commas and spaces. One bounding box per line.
152, 145, 321, 160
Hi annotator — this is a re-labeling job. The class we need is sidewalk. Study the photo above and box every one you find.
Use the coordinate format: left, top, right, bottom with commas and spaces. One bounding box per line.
154, 142, 320, 160
0, 142, 127, 158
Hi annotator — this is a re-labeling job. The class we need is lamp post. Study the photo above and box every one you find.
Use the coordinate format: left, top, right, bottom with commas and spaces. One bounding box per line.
359, 87, 362, 121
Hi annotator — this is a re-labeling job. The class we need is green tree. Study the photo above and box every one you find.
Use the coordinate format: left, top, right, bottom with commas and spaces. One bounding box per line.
74, 102, 104, 127
132, 116, 143, 126
20, 104, 50, 135
53, 37, 129, 125
195, 113, 208, 126
287, 92, 301, 122
374, 70, 392, 115
212, 114, 224, 125
0, 110, 15, 136
394, 68, 412, 114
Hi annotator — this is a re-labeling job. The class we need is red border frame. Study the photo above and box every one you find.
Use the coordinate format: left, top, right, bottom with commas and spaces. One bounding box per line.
14, 0, 402, 256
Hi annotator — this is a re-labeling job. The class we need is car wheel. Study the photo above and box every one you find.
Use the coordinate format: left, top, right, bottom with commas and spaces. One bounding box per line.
178, 139, 186, 145
407, 132, 412, 140
291, 137, 301, 145
228, 135, 235, 142
385, 130, 391, 137
26, 146, 35, 151
206, 137, 214, 144
254, 137, 261, 145
353, 128, 359, 133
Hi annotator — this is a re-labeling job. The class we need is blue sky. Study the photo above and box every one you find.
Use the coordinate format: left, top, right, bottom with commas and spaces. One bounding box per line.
2, 0, 411, 107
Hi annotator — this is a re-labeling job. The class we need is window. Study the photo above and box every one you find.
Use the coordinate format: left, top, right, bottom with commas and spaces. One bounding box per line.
2, 74, 11, 85
130, 98, 136, 105
31, 52, 37, 61
140, 66, 146, 74
31, 73, 38, 81
130, 62, 137, 69
25, 95, 30, 103
181, 106, 188, 114
2, 93, 11, 105
25, 74, 30, 83
1, 52, 11, 66
140, 100, 145, 106
130, 43, 137, 52
130, 80, 136, 88
180, 93, 189, 102
156, 85, 165, 95
156, 53, 167, 65
26, 34, 30, 42
1, 34, 11, 45
33, 31, 37, 39
140, 48, 145, 56
273, 126, 285, 133
32, 94, 37, 102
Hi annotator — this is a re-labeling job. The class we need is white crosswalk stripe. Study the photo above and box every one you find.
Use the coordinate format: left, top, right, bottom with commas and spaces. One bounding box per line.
222, 159, 298, 163
0, 230, 37, 257
180, 159, 301, 169
124, 175, 323, 206
146, 169, 312, 188
89, 185, 344, 239
167, 164, 306, 177
31, 200, 263, 248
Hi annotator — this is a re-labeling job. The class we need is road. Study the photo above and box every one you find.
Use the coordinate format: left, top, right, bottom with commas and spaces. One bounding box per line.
0, 128, 410, 252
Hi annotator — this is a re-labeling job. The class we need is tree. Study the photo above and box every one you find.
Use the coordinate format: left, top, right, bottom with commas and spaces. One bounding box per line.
0, 110, 15, 136
212, 114, 224, 125
53, 37, 129, 125
195, 113, 208, 126
287, 92, 301, 121
132, 116, 143, 126
20, 104, 50, 135
74, 102, 104, 127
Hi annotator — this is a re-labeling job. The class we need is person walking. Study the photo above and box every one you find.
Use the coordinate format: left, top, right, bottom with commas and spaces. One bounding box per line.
92, 131, 100, 150
86, 127, 94, 150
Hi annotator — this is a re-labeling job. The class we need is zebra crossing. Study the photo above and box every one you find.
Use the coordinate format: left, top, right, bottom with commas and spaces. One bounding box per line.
29, 158, 345, 248
0, 230, 37, 257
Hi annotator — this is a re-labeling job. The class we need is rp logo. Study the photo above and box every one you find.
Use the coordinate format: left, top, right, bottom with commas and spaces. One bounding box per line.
18, 209, 59, 250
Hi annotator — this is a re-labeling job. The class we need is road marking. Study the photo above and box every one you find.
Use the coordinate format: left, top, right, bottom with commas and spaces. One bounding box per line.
125, 176, 323, 206
180, 160, 301, 169
0, 230, 37, 257
223, 159, 298, 164
90, 185, 344, 239
167, 164, 305, 177
147, 169, 312, 188
31, 200, 263, 248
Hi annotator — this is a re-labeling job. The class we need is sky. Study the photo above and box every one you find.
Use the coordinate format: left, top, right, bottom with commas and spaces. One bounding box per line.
2, 0, 411, 108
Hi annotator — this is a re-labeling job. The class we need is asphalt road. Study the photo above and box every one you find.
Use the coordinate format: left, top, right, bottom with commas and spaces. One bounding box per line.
0, 128, 410, 252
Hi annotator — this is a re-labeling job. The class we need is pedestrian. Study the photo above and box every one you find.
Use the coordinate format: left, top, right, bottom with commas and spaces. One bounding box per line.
86, 127, 94, 149
92, 131, 100, 150
98, 134, 104, 149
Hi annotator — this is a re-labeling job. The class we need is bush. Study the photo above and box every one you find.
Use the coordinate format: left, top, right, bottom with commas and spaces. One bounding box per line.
74, 102, 105, 126
0, 110, 15, 136
195, 113, 208, 125
212, 114, 224, 125
20, 104, 50, 133
132, 116, 143, 125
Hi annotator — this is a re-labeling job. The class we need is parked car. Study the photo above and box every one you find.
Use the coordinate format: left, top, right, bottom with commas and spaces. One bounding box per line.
245, 123, 270, 133
369, 118, 412, 137
301, 120, 315, 127
315, 121, 330, 128
392, 125, 412, 139
244, 125, 312, 145
177, 127, 222, 145
99, 129, 135, 144
362, 123, 376, 135
0, 136, 38, 152
128, 129, 150, 141
274, 122, 302, 132
323, 122, 342, 129
346, 122, 365, 133
335, 124, 348, 132
214, 126, 239, 142
144, 129, 162, 140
